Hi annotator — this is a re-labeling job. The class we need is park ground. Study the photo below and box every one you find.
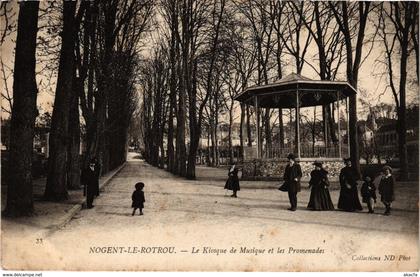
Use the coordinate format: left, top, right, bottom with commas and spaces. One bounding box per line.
1, 152, 419, 271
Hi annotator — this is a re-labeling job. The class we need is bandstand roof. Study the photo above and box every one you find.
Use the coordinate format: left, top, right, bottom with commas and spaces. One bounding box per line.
234, 73, 357, 108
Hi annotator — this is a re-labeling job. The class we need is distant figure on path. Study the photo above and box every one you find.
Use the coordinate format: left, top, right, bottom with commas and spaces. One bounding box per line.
378, 166, 395, 216
361, 175, 376, 213
282, 153, 302, 211
224, 162, 240, 198
307, 161, 334, 211
81, 158, 100, 209
132, 182, 145, 216
337, 158, 363, 212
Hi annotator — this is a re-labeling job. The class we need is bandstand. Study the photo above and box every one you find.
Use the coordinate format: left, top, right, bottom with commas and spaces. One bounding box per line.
234, 73, 357, 179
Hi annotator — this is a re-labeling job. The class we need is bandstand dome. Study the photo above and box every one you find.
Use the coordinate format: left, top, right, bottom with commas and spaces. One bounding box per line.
234, 73, 357, 108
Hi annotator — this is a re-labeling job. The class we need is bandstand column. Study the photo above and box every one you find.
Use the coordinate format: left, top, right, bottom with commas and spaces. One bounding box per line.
337, 91, 342, 158
254, 96, 260, 159
295, 90, 301, 158
346, 97, 350, 157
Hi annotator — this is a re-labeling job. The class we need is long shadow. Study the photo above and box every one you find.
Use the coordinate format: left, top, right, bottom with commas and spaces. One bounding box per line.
217, 201, 296, 210
84, 197, 418, 234
99, 211, 133, 217
103, 189, 292, 205
97, 188, 419, 213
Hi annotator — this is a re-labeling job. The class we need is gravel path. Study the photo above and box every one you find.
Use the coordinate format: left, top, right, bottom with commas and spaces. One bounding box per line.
2, 154, 418, 271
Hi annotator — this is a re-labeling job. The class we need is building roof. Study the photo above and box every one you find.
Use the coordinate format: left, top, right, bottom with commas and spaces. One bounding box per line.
234, 73, 357, 108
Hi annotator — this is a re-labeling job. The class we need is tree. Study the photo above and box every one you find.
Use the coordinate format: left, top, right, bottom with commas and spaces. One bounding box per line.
186, 0, 227, 179
238, 0, 277, 155
227, 19, 256, 156
292, 1, 346, 145
44, 1, 84, 201
329, 1, 372, 178
377, 2, 418, 180
161, 0, 179, 174
3, 1, 39, 217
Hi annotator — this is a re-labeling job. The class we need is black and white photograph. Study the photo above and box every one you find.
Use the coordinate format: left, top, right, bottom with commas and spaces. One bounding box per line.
0, 0, 419, 273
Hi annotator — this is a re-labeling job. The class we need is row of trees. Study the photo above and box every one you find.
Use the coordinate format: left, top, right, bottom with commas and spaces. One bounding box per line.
139, 1, 418, 180
2, 0, 154, 217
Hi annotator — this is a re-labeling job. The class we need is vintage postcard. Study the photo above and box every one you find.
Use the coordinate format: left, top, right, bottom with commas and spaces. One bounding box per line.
1, 0, 418, 273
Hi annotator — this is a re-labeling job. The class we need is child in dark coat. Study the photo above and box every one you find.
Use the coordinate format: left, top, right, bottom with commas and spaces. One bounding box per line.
132, 182, 145, 216
224, 163, 240, 198
378, 166, 395, 216
361, 176, 376, 213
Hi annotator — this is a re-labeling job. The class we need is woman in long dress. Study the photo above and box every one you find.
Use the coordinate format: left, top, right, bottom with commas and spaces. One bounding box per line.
307, 161, 335, 211
337, 158, 363, 212
224, 163, 240, 198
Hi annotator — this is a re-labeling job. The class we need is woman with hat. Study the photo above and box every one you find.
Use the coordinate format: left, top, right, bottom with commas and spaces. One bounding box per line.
378, 165, 395, 215
337, 158, 363, 212
282, 153, 302, 211
307, 161, 334, 211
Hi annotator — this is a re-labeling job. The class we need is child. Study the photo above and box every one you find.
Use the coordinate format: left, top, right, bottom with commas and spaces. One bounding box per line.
224, 163, 240, 198
378, 166, 395, 216
361, 176, 376, 213
132, 182, 145, 216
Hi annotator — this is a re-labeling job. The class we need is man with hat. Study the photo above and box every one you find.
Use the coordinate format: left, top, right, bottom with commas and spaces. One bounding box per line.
282, 153, 302, 211
81, 158, 101, 209
337, 158, 362, 212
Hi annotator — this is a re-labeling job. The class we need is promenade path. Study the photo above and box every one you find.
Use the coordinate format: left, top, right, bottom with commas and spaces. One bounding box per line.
2, 153, 418, 271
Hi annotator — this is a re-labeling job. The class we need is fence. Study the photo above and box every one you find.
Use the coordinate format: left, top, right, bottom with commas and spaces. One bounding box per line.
243, 143, 350, 160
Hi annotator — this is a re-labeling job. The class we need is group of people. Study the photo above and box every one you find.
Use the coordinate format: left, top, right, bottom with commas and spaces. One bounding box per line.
224, 153, 395, 215
83, 154, 394, 216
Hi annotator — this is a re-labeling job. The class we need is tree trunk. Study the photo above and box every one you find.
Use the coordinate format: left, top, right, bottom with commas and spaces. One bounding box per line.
214, 99, 220, 166
3, 1, 39, 217
210, 115, 216, 166
279, 109, 284, 148
176, 56, 187, 176
397, 33, 410, 181
167, 16, 177, 172
239, 103, 245, 158
264, 108, 271, 156
228, 104, 234, 164
67, 74, 81, 190
44, 1, 77, 201
207, 129, 211, 165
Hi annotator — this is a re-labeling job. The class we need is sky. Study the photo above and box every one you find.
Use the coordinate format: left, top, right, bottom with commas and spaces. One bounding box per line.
1, 1, 418, 122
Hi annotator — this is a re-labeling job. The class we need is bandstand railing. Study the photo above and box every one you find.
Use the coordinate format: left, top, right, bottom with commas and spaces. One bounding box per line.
244, 143, 349, 160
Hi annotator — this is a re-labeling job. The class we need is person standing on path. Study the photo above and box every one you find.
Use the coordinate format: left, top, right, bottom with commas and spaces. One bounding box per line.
224, 162, 240, 198
132, 182, 145, 216
378, 166, 395, 216
337, 158, 363, 212
81, 158, 100, 209
283, 153, 302, 211
307, 161, 335, 211
361, 175, 377, 213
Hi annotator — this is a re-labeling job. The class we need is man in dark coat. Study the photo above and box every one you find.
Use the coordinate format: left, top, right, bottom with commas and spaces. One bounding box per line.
337, 158, 363, 212
283, 153, 302, 211
81, 158, 100, 209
